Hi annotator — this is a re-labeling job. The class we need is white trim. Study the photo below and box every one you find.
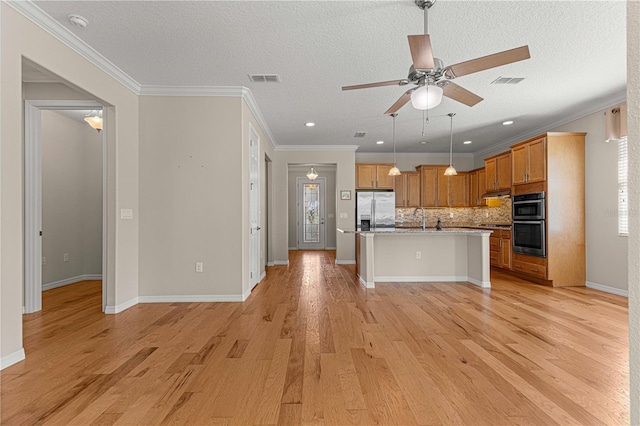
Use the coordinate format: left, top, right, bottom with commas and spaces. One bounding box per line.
140, 86, 277, 150
326, 246, 337, 250
105, 297, 139, 314
274, 260, 290, 266
260, 271, 267, 281
276, 145, 360, 152
139, 295, 247, 303
586, 281, 629, 297
42, 274, 103, 291
6, 1, 141, 94
375, 275, 470, 283
359, 276, 375, 289
336, 260, 356, 265
474, 91, 628, 159
266, 262, 275, 267
467, 277, 492, 289
288, 247, 298, 251
1, 349, 26, 370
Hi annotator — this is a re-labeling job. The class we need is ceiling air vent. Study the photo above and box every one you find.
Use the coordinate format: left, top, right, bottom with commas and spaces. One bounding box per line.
491, 77, 525, 85
354, 132, 366, 138
248, 74, 281, 83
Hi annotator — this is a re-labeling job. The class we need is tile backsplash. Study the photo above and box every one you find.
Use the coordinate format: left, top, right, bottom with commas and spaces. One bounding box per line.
396, 198, 512, 228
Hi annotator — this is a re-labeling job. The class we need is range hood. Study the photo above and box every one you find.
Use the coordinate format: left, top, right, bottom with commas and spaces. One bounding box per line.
482, 189, 511, 199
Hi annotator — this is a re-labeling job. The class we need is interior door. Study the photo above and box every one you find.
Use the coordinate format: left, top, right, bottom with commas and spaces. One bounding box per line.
297, 177, 326, 250
249, 127, 260, 290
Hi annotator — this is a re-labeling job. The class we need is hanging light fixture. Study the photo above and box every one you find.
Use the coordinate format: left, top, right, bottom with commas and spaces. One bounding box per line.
84, 109, 103, 132
388, 113, 401, 176
306, 167, 318, 180
444, 113, 457, 176
410, 83, 444, 110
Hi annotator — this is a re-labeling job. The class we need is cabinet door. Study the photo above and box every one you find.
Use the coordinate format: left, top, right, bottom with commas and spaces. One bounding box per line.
526, 138, 546, 183
485, 158, 497, 190
406, 172, 421, 207
511, 145, 527, 185
394, 175, 405, 207
469, 170, 479, 207
376, 165, 394, 189
496, 153, 512, 190
477, 168, 486, 205
437, 167, 449, 206
501, 238, 512, 269
356, 165, 375, 189
420, 166, 438, 207
448, 173, 468, 207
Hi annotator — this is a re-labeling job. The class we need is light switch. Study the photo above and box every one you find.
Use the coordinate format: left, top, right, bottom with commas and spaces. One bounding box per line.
328, 213, 335, 219
121, 209, 133, 220
339, 213, 348, 219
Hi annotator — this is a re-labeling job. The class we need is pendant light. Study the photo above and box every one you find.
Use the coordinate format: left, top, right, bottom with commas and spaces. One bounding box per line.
444, 113, 457, 176
84, 109, 103, 132
388, 113, 401, 176
306, 167, 318, 180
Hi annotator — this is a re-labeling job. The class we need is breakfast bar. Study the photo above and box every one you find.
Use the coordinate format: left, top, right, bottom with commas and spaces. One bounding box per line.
342, 228, 493, 289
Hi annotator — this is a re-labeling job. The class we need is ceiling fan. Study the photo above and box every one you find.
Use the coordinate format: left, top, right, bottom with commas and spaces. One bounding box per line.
342, 0, 531, 115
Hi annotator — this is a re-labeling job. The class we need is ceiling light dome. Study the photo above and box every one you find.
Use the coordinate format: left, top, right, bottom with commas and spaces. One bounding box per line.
411, 84, 443, 110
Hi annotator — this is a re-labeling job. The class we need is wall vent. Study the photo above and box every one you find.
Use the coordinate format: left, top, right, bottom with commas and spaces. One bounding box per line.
248, 74, 281, 83
354, 132, 366, 138
491, 77, 525, 85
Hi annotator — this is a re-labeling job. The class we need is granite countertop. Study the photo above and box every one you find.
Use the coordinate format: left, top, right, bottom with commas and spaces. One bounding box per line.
337, 227, 493, 235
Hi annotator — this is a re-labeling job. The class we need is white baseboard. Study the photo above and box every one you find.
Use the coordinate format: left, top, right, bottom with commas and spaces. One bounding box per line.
138, 294, 246, 303
266, 262, 275, 267
359, 275, 375, 289
336, 260, 356, 265
375, 275, 469, 283
326, 246, 337, 250
467, 277, 492, 288
586, 281, 628, 297
42, 274, 103, 291
288, 247, 298, 251
273, 260, 289, 266
105, 297, 139, 314
1, 348, 26, 370
260, 271, 267, 281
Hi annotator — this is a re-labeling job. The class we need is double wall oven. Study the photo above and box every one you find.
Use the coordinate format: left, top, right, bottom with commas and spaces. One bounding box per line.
512, 192, 546, 257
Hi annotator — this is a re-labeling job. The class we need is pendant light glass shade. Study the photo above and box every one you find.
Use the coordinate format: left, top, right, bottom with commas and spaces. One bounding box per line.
84, 110, 103, 132
388, 113, 401, 176
444, 113, 457, 176
306, 167, 318, 180
410, 84, 443, 110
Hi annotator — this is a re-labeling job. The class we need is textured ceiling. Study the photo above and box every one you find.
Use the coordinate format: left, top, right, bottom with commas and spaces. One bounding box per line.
32, 0, 627, 154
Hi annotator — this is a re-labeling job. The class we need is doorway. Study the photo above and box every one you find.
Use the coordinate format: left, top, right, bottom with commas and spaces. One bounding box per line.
249, 125, 261, 290
297, 177, 326, 250
24, 100, 107, 313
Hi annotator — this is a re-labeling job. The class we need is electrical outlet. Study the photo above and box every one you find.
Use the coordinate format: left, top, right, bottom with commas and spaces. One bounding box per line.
63, 253, 69, 262
416, 251, 421, 259
485, 211, 489, 218
42, 257, 46, 265
195, 262, 203, 273
449, 212, 454, 219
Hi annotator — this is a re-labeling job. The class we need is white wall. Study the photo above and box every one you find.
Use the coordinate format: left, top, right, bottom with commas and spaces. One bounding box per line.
41, 110, 102, 286
2, 3, 139, 365
552, 110, 628, 292
287, 166, 337, 250
357, 152, 475, 172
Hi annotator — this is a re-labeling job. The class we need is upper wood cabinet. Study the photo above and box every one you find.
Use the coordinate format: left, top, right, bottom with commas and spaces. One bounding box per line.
485, 152, 511, 191
394, 172, 421, 207
511, 137, 546, 185
418, 165, 467, 207
356, 164, 394, 189
468, 168, 486, 207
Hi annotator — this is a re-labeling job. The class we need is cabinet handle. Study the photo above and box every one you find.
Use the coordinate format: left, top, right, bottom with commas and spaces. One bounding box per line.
499, 240, 502, 248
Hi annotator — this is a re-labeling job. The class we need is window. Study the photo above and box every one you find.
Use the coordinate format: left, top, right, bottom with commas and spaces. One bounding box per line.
618, 136, 628, 235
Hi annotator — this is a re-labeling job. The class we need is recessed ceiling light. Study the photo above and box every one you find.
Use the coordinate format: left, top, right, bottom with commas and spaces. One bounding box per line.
420, 141, 428, 145
502, 120, 514, 126
67, 14, 88, 28
376, 140, 384, 145
463, 140, 472, 145
305, 122, 315, 127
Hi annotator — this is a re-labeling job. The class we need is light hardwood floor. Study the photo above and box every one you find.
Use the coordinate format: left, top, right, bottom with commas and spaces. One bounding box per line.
1, 251, 629, 425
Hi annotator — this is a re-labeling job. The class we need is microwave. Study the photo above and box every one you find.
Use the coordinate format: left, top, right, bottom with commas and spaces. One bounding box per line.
512, 192, 545, 220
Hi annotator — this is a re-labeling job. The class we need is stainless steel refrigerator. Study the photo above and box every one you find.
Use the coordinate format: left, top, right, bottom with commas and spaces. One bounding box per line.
356, 191, 396, 230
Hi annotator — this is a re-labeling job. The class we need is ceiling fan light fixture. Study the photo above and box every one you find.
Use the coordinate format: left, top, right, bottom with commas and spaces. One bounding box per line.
306, 167, 318, 181
410, 84, 443, 110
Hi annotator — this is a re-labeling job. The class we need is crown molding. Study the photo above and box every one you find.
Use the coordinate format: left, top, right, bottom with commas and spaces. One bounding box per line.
140, 85, 277, 150
275, 145, 360, 152
473, 90, 628, 159
6, 0, 141, 95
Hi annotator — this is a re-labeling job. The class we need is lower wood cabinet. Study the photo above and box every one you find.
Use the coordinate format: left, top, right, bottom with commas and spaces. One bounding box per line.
489, 230, 511, 269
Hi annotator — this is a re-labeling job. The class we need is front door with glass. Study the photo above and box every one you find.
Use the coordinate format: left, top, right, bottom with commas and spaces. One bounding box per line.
297, 177, 325, 250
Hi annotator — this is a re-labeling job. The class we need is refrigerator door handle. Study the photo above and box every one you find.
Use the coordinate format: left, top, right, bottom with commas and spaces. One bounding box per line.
372, 199, 376, 229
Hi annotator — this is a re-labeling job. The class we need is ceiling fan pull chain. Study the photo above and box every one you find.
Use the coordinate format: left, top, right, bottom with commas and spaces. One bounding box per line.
424, 4, 428, 34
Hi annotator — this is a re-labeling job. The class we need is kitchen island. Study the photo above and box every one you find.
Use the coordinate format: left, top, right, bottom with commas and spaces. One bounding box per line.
339, 228, 493, 289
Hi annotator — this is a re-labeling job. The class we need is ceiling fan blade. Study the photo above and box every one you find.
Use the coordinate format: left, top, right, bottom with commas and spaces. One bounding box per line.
384, 90, 412, 115
342, 80, 404, 91
441, 81, 483, 107
408, 34, 435, 71
447, 45, 530, 78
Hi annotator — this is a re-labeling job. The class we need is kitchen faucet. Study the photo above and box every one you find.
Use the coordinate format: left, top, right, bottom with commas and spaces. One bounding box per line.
414, 207, 426, 230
